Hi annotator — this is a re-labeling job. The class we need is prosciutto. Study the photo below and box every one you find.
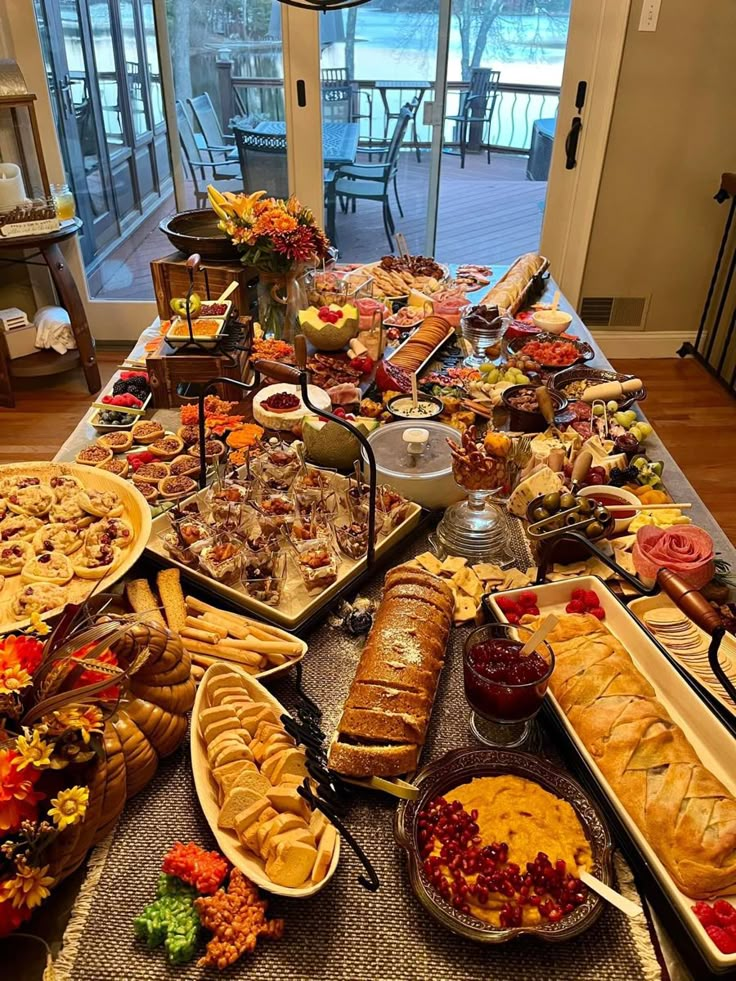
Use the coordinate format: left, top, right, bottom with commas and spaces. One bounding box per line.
632, 525, 715, 589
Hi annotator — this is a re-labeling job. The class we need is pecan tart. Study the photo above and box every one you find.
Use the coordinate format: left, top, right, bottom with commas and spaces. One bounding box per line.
176, 425, 200, 447
97, 431, 134, 453
132, 462, 170, 485
75, 445, 114, 467
131, 419, 165, 444
187, 439, 225, 461
148, 435, 185, 460
135, 483, 159, 504
97, 458, 130, 478
170, 455, 201, 477
158, 474, 197, 500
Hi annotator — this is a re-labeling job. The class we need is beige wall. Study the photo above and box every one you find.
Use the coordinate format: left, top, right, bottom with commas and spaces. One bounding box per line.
581, 0, 736, 335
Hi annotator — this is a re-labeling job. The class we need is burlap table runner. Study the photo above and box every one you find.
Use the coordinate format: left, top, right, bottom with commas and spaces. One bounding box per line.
55, 532, 664, 981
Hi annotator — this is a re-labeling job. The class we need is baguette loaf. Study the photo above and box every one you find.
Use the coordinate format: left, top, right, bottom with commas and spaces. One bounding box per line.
328, 564, 452, 777
542, 613, 736, 898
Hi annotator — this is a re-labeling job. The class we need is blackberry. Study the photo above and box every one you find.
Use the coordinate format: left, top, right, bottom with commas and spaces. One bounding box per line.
609, 465, 638, 487
111, 379, 129, 396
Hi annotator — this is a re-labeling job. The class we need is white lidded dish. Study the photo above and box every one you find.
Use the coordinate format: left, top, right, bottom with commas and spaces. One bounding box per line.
362, 419, 464, 510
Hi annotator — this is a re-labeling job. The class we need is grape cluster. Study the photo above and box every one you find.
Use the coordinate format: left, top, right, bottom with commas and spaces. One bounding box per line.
608, 465, 639, 487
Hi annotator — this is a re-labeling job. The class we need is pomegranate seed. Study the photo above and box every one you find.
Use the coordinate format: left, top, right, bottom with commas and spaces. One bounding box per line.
529, 894, 541, 907
547, 907, 563, 923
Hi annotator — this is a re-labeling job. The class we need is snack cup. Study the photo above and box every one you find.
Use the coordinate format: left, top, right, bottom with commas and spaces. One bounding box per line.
241, 550, 287, 608
291, 538, 340, 593
198, 535, 243, 585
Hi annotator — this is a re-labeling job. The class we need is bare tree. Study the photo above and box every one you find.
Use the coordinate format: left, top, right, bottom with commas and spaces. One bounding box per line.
168, 0, 192, 98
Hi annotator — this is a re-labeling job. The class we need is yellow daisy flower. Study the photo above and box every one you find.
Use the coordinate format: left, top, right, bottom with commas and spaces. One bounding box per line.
0, 664, 32, 696
48, 785, 89, 830
29, 612, 50, 635
0, 859, 54, 909
14, 728, 53, 771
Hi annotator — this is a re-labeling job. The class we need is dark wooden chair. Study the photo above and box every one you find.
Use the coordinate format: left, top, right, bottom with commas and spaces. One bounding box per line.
333, 104, 413, 250
445, 68, 501, 168
176, 101, 241, 208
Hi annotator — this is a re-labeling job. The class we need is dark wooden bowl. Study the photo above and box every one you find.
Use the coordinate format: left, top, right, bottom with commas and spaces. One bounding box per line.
159, 210, 241, 262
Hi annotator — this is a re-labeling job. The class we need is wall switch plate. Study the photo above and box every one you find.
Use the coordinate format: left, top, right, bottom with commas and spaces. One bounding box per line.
638, 0, 661, 31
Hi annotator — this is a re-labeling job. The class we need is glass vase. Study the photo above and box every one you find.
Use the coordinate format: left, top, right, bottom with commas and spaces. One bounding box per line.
257, 268, 307, 344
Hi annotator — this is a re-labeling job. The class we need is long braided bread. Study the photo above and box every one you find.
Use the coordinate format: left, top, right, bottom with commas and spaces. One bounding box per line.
541, 613, 736, 898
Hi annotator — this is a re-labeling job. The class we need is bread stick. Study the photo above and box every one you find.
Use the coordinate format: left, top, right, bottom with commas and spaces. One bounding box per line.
183, 638, 264, 667
241, 635, 302, 655
181, 626, 221, 645
186, 614, 227, 638
188, 650, 260, 674
185, 597, 250, 638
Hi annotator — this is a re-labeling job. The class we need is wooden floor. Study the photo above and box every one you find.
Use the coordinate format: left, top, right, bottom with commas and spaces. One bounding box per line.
91, 152, 545, 299
1, 353, 733, 544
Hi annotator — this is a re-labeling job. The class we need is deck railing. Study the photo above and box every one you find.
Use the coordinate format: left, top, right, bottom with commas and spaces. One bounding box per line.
216, 58, 559, 157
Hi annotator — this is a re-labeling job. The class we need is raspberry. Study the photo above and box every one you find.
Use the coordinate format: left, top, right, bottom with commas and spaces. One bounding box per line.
526, 606, 540, 616
714, 900, 736, 926
518, 591, 538, 607
566, 599, 585, 614
505, 611, 520, 625
589, 607, 606, 620
496, 596, 518, 613
692, 901, 717, 927
706, 924, 736, 955
583, 590, 599, 608
571, 588, 586, 601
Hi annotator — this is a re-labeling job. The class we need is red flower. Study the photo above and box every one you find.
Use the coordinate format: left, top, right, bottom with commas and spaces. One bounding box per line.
0, 636, 44, 675
0, 750, 43, 833
0, 898, 32, 937
70, 643, 120, 701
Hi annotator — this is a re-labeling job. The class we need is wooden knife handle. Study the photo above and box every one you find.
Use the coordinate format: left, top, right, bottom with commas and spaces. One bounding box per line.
250, 359, 301, 384
657, 569, 723, 635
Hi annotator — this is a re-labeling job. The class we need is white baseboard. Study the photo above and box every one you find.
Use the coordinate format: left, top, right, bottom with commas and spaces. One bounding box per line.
592, 330, 696, 360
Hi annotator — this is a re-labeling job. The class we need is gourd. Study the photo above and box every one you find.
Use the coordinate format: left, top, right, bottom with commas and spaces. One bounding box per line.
47, 620, 195, 882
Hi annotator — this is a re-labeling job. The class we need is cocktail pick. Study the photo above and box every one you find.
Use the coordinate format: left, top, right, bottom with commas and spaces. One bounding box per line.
551, 289, 561, 311
520, 613, 558, 657
411, 371, 419, 410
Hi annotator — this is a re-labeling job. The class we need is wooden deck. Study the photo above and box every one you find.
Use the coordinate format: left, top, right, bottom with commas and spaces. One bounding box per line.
91, 151, 545, 299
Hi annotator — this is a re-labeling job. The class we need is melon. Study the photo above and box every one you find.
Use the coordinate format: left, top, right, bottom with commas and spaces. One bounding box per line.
298, 304, 359, 351
302, 415, 380, 469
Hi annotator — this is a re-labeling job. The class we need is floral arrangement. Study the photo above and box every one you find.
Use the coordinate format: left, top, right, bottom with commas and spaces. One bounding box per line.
0, 621, 128, 935
208, 187, 330, 274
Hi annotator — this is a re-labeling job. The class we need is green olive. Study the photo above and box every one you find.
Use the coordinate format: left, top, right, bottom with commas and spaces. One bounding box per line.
565, 512, 581, 526
546, 517, 564, 532
585, 520, 604, 538
594, 506, 610, 524
531, 506, 551, 523
577, 498, 594, 514
559, 492, 577, 511
542, 492, 561, 514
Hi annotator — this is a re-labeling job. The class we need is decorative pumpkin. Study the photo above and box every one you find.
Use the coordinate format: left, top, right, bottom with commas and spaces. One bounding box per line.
47, 618, 194, 882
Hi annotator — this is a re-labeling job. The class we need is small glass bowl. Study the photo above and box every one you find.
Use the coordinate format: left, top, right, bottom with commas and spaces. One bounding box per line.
198, 536, 243, 584
241, 550, 287, 608
291, 539, 340, 593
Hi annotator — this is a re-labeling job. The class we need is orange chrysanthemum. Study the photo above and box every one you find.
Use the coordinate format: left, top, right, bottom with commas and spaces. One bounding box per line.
0, 750, 44, 833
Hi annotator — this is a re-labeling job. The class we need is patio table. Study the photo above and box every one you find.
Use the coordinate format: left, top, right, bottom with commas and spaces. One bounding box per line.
373, 80, 432, 161
249, 119, 360, 169
38, 272, 734, 981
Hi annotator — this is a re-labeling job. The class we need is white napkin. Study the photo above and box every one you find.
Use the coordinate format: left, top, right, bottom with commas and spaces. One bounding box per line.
33, 305, 77, 355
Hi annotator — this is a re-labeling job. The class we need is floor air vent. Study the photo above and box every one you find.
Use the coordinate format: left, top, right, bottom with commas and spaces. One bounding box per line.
580, 296, 648, 329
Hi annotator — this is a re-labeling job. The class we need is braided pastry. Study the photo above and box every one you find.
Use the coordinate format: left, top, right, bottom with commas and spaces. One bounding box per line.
540, 613, 736, 898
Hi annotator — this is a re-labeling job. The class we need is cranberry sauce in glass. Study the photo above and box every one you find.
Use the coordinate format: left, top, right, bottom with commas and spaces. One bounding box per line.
463, 625, 554, 724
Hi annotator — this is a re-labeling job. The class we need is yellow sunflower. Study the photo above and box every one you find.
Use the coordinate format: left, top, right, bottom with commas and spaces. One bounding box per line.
14, 729, 53, 771
0, 859, 54, 909
0, 664, 32, 696
48, 786, 89, 830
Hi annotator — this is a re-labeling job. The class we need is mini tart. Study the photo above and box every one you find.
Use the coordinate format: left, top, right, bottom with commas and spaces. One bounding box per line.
97, 431, 134, 453
132, 462, 169, 485
32, 523, 84, 556
148, 435, 184, 460
78, 489, 124, 518
0, 514, 43, 542
85, 517, 134, 550
177, 425, 200, 447
50, 474, 85, 501
6, 484, 54, 518
187, 439, 225, 461
21, 550, 74, 586
49, 497, 94, 527
0, 540, 34, 576
135, 483, 159, 504
0, 475, 40, 497
131, 420, 165, 445
73, 542, 121, 580
158, 474, 197, 500
13, 582, 67, 618
97, 458, 130, 478
170, 455, 201, 477
75, 445, 114, 467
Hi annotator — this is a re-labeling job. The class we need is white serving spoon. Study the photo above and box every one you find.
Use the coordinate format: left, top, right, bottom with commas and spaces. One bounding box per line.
579, 870, 643, 918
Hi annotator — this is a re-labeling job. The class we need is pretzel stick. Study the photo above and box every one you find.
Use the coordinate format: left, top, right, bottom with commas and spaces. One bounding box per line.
188, 651, 260, 675
182, 639, 263, 666
185, 597, 250, 638
241, 635, 301, 655
191, 663, 205, 680
186, 614, 227, 638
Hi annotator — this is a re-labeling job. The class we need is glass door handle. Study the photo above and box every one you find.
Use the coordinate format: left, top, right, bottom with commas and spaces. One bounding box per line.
564, 115, 582, 170
59, 74, 75, 116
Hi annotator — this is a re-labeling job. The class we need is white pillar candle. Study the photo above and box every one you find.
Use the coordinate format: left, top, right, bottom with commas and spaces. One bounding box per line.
0, 163, 26, 213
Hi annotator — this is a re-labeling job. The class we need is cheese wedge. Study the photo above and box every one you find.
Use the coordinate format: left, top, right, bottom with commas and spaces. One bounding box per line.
266, 839, 317, 888
266, 784, 310, 820
233, 797, 272, 838
257, 811, 308, 855
243, 807, 278, 853
311, 824, 337, 885
218, 785, 265, 830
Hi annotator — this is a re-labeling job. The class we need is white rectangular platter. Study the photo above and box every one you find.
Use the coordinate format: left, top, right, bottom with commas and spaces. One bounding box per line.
486, 575, 736, 972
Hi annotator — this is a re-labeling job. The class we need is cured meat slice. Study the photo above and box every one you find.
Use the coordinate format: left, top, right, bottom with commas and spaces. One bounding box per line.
632, 525, 714, 588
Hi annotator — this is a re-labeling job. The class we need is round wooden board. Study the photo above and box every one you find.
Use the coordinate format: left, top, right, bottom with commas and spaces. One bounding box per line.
0, 461, 151, 634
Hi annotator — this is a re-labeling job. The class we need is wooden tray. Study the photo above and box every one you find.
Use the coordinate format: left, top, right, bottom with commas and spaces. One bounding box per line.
146, 477, 422, 632
486, 575, 736, 974
191, 661, 340, 897
629, 593, 736, 728
0, 461, 151, 634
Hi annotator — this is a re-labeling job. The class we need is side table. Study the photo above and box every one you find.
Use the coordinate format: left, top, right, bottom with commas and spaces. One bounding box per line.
0, 218, 101, 407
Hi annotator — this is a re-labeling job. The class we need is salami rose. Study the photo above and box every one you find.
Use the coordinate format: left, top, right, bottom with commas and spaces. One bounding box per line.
632, 525, 715, 589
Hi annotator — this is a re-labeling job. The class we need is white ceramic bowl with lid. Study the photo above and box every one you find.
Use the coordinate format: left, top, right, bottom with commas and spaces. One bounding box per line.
362, 419, 464, 510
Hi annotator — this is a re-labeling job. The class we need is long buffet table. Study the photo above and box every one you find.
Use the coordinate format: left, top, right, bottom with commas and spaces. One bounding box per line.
44, 276, 734, 981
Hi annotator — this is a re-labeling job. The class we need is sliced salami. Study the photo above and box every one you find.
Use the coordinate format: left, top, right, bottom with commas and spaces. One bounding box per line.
632, 525, 715, 588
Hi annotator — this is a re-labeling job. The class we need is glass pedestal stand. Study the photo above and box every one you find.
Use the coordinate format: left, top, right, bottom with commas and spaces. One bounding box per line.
433, 488, 513, 565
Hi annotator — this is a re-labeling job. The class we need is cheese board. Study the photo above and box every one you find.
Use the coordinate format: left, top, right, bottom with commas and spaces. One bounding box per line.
486, 575, 736, 974
191, 662, 340, 897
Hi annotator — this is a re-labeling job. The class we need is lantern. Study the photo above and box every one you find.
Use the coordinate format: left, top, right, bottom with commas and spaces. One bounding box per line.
0, 59, 51, 215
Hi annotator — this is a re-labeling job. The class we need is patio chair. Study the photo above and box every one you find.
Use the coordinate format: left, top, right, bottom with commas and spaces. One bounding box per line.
233, 127, 338, 242
333, 104, 413, 251
188, 92, 238, 166
176, 101, 242, 208
445, 68, 500, 168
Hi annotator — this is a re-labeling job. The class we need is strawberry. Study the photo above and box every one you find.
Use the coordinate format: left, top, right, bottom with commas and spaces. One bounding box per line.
571, 587, 586, 601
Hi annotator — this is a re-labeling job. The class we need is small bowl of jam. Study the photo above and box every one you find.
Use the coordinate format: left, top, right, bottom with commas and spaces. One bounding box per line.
463, 623, 554, 748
